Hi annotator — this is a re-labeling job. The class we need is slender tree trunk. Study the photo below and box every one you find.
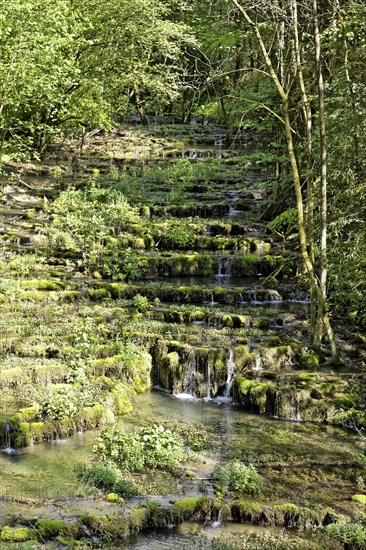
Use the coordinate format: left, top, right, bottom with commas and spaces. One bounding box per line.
231, 0, 338, 359
313, 0, 337, 359
291, 0, 317, 330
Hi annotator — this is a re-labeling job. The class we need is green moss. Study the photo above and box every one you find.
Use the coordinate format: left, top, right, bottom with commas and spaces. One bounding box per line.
17, 403, 41, 422
172, 497, 207, 520
20, 280, 65, 291
14, 422, 30, 447
234, 377, 277, 414
56, 536, 83, 548
107, 283, 129, 298
62, 290, 83, 302
86, 288, 111, 301
22, 290, 53, 302
1, 526, 36, 542
145, 501, 160, 511
106, 493, 125, 504
298, 351, 320, 370
111, 384, 134, 414
334, 396, 355, 409
128, 508, 149, 535
222, 314, 249, 328
352, 494, 366, 505
79, 403, 115, 429
35, 519, 66, 538
274, 503, 300, 514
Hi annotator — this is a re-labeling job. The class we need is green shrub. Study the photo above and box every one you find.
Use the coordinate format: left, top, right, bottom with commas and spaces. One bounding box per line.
93, 424, 185, 472
323, 522, 366, 548
114, 479, 139, 497
76, 463, 119, 490
214, 460, 263, 496
266, 208, 298, 239
139, 424, 184, 468
133, 294, 149, 312
164, 223, 195, 249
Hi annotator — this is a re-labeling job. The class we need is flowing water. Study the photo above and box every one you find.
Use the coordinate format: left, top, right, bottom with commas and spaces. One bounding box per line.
0, 392, 361, 502
0, 122, 364, 547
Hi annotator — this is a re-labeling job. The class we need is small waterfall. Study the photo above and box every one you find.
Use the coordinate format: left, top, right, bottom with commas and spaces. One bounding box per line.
272, 392, 302, 421
212, 507, 223, 527
255, 241, 265, 256
176, 349, 198, 399
247, 290, 258, 304
253, 353, 262, 371
216, 256, 231, 278
2, 420, 16, 454
359, 389, 365, 409
253, 352, 263, 382
273, 391, 281, 418
289, 395, 302, 422
205, 363, 212, 400
268, 290, 282, 302
223, 349, 237, 399
216, 349, 237, 403
209, 289, 217, 308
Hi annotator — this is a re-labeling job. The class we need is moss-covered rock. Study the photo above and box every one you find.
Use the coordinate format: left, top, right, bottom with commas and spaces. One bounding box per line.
1, 526, 36, 542
172, 497, 208, 520
35, 519, 67, 538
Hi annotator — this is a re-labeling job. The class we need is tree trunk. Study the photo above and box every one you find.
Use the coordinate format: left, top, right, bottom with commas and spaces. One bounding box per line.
231, 0, 338, 359
313, 0, 337, 360
130, 87, 149, 125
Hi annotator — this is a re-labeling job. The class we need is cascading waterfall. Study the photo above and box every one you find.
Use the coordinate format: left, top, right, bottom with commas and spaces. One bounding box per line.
253, 352, 263, 382
206, 363, 212, 400
216, 256, 231, 278
216, 349, 237, 403
209, 289, 217, 308
289, 395, 302, 422
2, 420, 16, 454
255, 241, 267, 256
176, 349, 198, 399
212, 507, 223, 527
273, 391, 281, 418
253, 353, 262, 371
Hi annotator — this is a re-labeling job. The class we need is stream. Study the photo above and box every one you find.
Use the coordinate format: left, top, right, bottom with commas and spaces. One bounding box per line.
0, 122, 365, 547
0, 392, 361, 500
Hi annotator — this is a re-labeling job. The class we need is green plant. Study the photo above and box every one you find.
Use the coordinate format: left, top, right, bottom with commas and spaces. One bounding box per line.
213, 460, 263, 496
133, 294, 149, 313
266, 208, 298, 240
114, 479, 139, 497
94, 429, 145, 471
139, 424, 184, 468
121, 248, 148, 281
164, 222, 195, 249
323, 522, 366, 548
41, 383, 103, 421
76, 463, 119, 490
93, 424, 185, 472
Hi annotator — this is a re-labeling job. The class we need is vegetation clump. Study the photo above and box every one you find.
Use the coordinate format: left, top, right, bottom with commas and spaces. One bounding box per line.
213, 460, 263, 496
93, 424, 186, 472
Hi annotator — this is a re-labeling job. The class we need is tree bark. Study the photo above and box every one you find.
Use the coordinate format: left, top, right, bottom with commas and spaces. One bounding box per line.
313, 0, 337, 360
230, 0, 338, 359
